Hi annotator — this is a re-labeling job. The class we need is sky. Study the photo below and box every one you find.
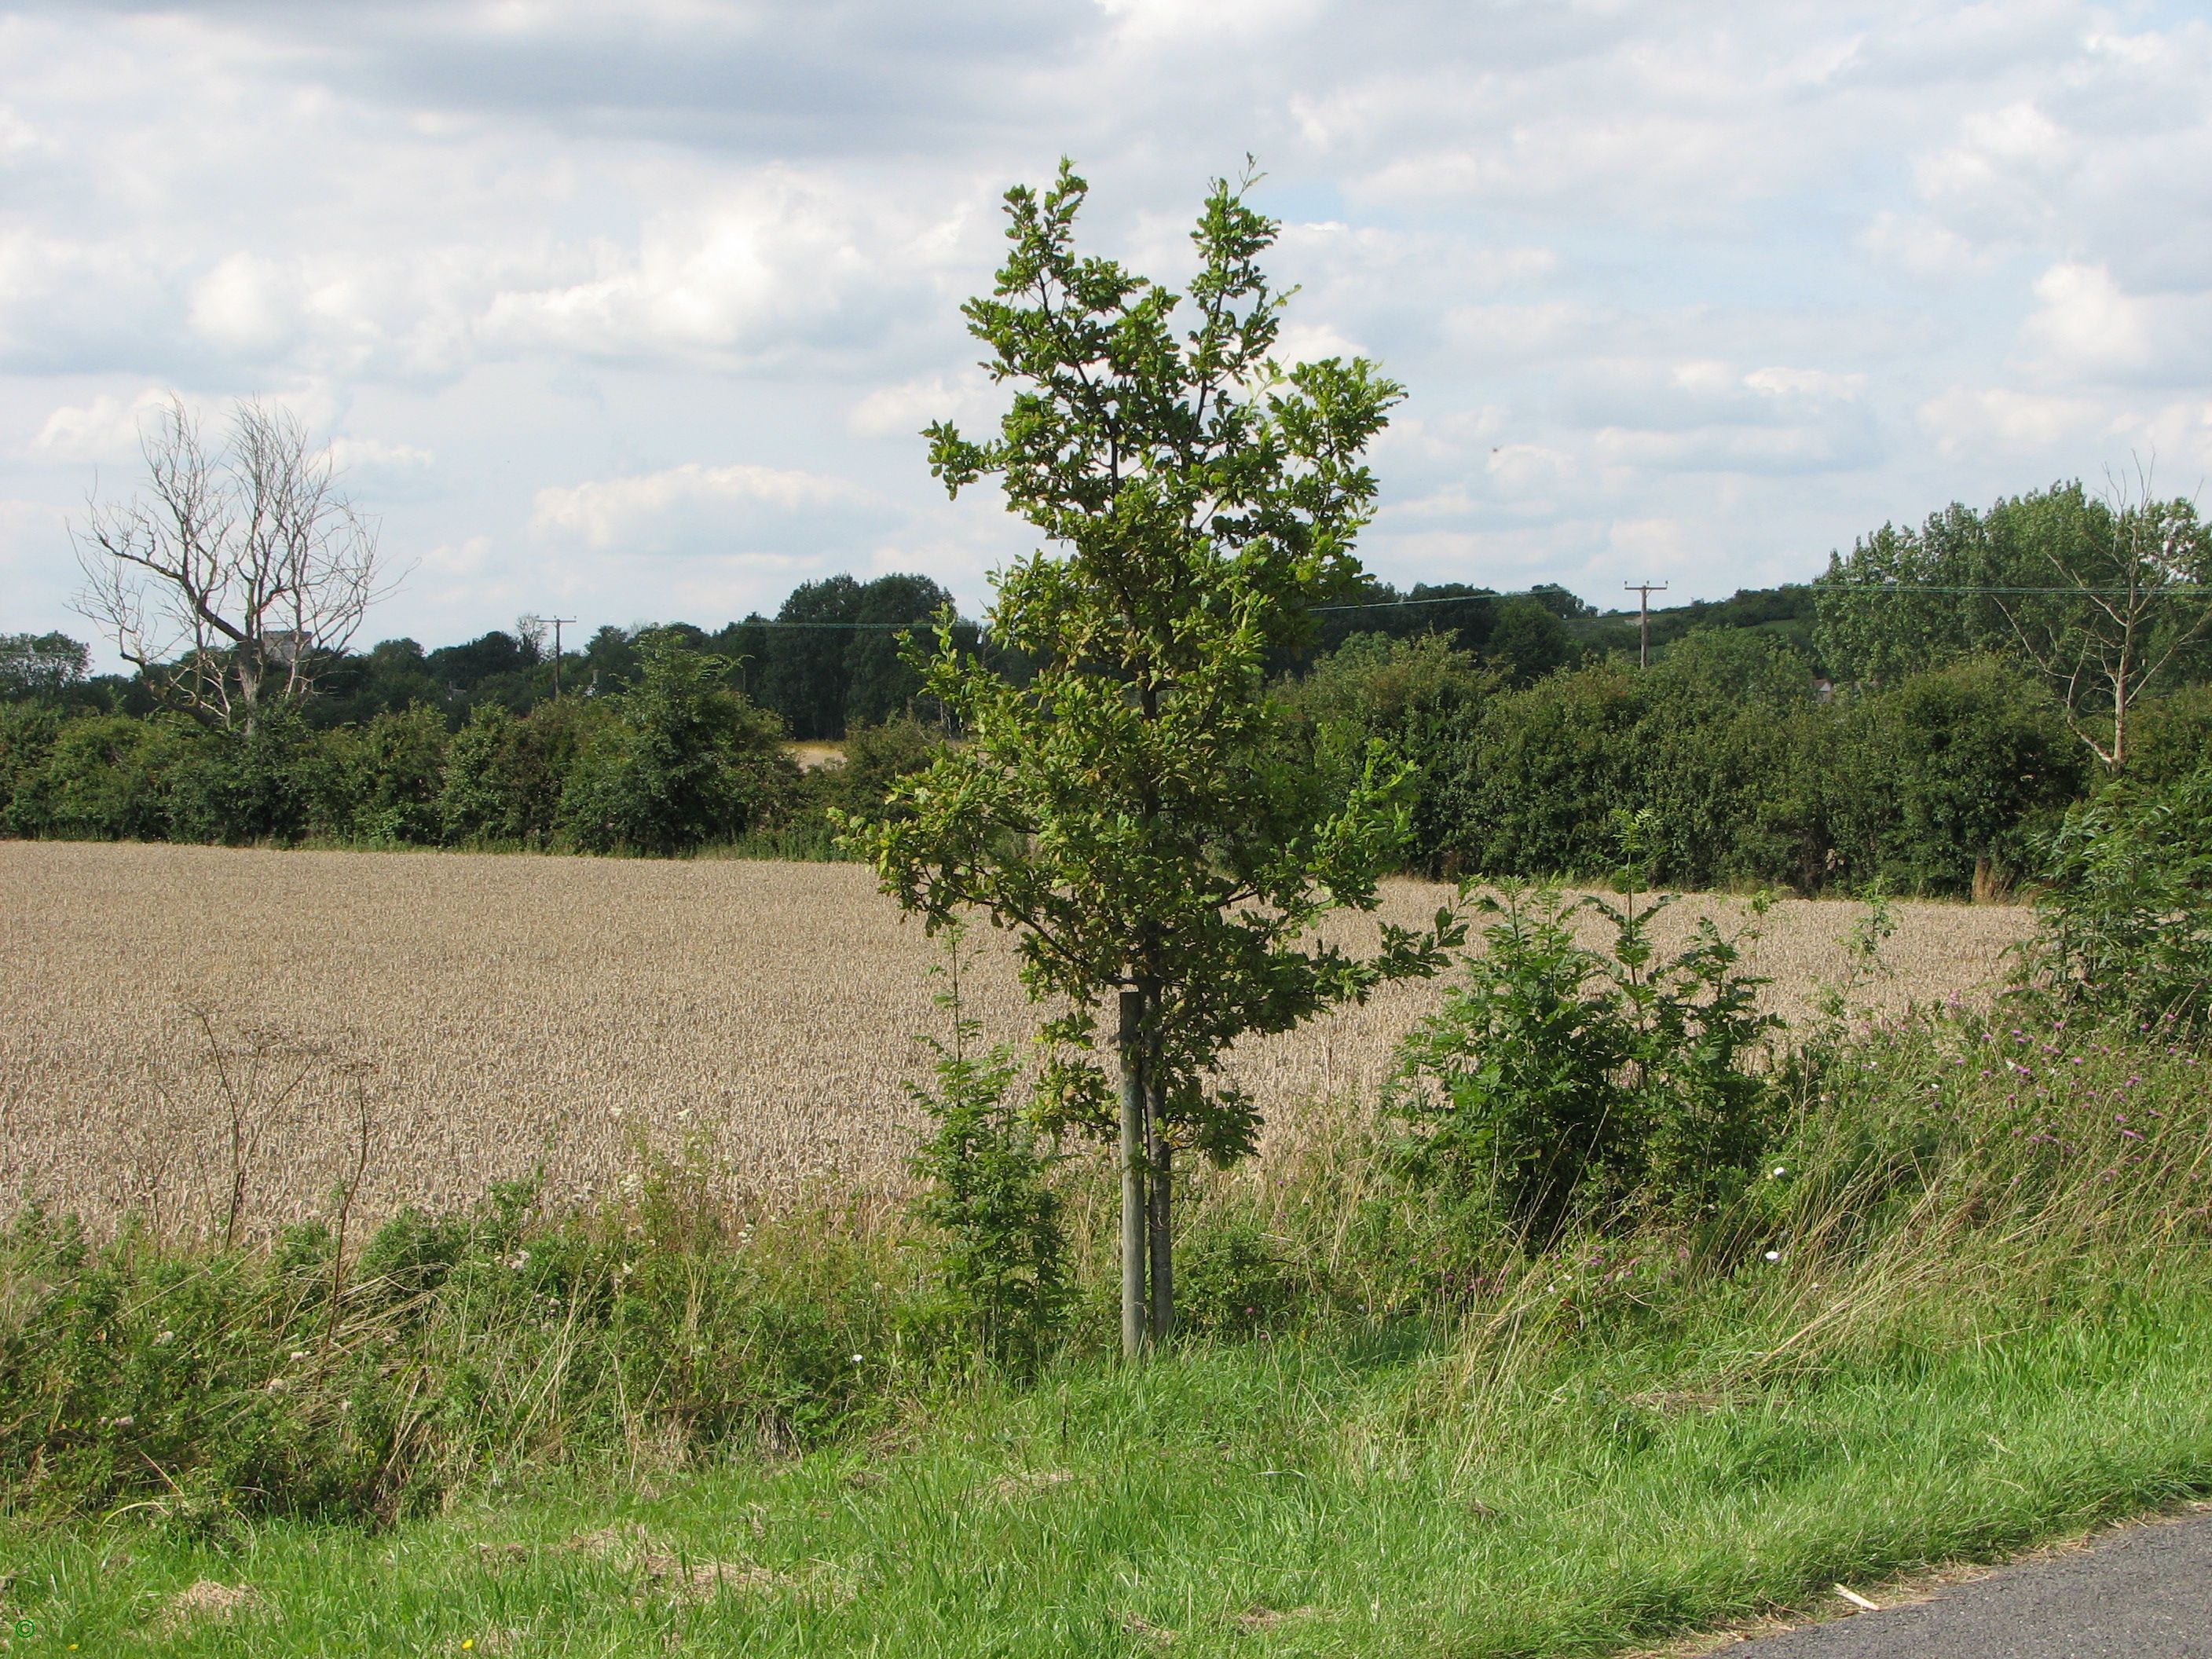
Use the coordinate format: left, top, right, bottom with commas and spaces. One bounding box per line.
3, 0, 2210, 659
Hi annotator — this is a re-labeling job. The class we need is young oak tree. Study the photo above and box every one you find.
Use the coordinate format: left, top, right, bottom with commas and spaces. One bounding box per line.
855, 161, 1459, 1356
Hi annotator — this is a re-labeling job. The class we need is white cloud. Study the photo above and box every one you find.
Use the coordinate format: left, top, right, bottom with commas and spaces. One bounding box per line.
1486, 443, 1575, 496
1742, 367, 1867, 400
3, 0, 2211, 649
1859, 211, 1994, 280
0, 105, 51, 163
478, 178, 961, 368
529, 462, 889, 557
188, 252, 304, 358
1917, 386, 2104, 456
1273, 320, 1368, 364
1591, 423, 1874, 474
2017, 262, 2212, 386
846, 373, 999, 440
1917, 101, 2075, 204
1441, 301, 1592, 361
31, 390, 174, 463
0, 493, 73, 636
1606, 517, 1694, 569
1366, 112, 1742, 209
325, 436, 434, 473
1093, 0, 1322, 46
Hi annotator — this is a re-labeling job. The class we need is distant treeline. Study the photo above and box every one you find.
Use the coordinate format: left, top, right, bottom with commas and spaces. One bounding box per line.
3, 573, 972, 742
6, 480, 2208, 893
0, 627, 939, 859
4, 571, 1801, 741
1288, 630, 2209, 897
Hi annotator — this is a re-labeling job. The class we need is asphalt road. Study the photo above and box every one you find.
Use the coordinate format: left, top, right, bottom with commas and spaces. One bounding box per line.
1738, 1512, 2212, 1657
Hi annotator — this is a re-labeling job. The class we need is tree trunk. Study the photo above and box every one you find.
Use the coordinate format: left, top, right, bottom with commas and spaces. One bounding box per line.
1148, 1073, 1174, 1345
1119, 987, 1148, 1358
2111, 661, 2130, 771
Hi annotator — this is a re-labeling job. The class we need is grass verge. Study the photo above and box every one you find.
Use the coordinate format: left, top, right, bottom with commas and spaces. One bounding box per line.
4, 1276, 2209, 1655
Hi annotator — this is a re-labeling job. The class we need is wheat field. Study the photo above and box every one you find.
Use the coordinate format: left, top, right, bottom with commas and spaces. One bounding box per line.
1, 841, 2034, 1236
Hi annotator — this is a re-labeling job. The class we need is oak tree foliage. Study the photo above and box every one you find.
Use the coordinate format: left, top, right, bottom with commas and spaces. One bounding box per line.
855, 159, 1459, 1207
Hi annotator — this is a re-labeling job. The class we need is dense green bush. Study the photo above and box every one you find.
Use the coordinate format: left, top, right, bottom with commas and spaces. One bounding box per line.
1427, 632, 1825, 890
1276, 632, 1493, 859
0, 701, 62, 833
2023, 762, 2212, 1029
808, 714, 946, 830
307, 705, 451, 843
1386, 878, 1778, 1240
1433, 656, 1650, 879
11, 711, 174, 838
0, 630, 824, 857
438, 697, 606, 847
1829, 655, 2084, 894
1629, 632, 1831, 891
1317, 628, 2097, 896
558, 628, 800, 855
2127, 681, 2212, 787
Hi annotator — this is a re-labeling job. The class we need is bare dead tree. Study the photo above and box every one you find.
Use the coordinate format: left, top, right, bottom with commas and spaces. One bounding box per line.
71, 395, 394, 734
1988, 461, 2212, 771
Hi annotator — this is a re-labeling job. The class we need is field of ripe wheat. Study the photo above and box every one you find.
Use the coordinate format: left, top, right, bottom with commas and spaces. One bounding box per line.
0, 841, 2034, 1236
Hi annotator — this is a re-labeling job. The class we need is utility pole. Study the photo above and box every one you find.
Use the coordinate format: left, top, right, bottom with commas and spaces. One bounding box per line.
1624, 582, 1668, 668
548, 617, 577, 699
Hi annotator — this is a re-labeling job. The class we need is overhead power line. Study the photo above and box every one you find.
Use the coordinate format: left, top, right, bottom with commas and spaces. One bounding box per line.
622, 580, 2212, 636
1816, 584, 2212, 596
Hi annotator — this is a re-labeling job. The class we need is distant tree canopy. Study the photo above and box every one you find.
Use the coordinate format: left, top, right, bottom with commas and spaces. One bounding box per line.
0, 632, 89, 701
713, 572, 966, 740
1816, 479, 2212, 767
4, 569, 1848, 739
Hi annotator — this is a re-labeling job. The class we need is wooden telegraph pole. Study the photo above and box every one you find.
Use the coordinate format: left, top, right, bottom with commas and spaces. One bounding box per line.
1624, 582, 1668, 667
548, 617, 577, 699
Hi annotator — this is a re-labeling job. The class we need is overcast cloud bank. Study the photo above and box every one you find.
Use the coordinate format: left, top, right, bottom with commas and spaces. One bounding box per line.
3, 0, 2208, 655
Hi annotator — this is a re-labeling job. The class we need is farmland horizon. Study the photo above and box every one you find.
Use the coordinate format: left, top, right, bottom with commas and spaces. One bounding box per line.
0, 837, 2031, 1239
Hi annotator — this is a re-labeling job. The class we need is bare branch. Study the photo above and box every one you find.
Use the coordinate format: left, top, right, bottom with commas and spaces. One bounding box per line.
68, 394, 396, 733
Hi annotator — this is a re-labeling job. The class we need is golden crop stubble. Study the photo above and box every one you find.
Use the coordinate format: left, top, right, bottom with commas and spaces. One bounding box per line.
0, 843, 2033, 1233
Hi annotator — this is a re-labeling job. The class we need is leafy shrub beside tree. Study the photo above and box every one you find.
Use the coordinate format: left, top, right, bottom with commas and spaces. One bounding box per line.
1388, 877, 1778, 1240
2023, 761, 2212, 1030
